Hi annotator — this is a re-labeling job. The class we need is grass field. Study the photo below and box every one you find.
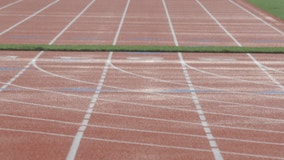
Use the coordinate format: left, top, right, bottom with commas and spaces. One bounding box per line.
247, 0, 284, 20
0, 44, 284, 53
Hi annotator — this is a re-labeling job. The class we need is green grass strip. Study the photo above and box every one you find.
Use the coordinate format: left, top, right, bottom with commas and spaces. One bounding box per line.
0, 44, 283, 53
247, 0, 284, 20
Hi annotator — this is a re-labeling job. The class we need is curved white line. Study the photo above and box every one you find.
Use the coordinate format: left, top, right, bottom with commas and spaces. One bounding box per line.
1, 93, 284, 133
183, 62, 284, 99
111, 61, 284, 101
33, 53, 284, 105
2, 78, 284, 115
184, 61, 279, 87
110, 63, 187, 85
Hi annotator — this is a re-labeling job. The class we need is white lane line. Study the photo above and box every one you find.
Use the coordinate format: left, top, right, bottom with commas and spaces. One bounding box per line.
0, 51, 44, 92
162, 0, 178, 46
220, 150, 284, 160
0, 81, 92, 99
0, 127, 74, 138
2, 83, 284, 125
0, 0, 22, 10
0, 113, 80, 126
5, 101, 284, 150
33, 53, 283, 93
2, 110, 284, 146
33, 56, 284, 103
227, 0, 284, 90
110, 63, 187, 85
49, 0, 97, 45
1, 127, 283, 159
162, 0, 223, 159
263, 65, 284, 74
178, 53, 224, 160
228, 0, 284, 36
0, 97, 86, 112
1, 94, 284, 135
1, 2, 113, 157
110, 62, 284, 103
112, 0, 130, 45
1, 0, 95, 93
2, 73, 284, 116
247, 54, 284, 90
0, 0, 60, 36
66, 0, 130, 159
190, 1, 284, 159
195, 0, 241, 47
195, 0, 284, 90
65, 52, 112, 160
224, 1, 283, 90
184, 63, 279, 88
0, 113, 207, 139
3, 70, 284, 122
0, 127, 212, 153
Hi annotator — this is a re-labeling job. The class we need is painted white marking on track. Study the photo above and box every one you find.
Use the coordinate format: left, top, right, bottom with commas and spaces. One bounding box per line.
198, 0, 284, 90
66, 0, 130, 159
0, 51, 44, 93
162, 0, 223, 159
0, 0, 22, 11
55, 56, 95, 62
229, 0, 284, 36
186, 2, 284, 159
34, 55, 284, 105
0, 0, 60, 36
2, 111, 284, 147
0, 56, 18, 59
162, 0, 178, 46
49, 0, 97, 45
0, 0, 23, 10
1, 127, 284, 159
247, 54, 284, 90
195, 0, 241, 47
199, 58, 237, 62
112, 0, 130, 45
126, 56, 164, 62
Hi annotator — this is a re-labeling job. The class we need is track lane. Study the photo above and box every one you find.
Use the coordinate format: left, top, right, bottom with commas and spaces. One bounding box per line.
54, 0, 129, 45
164, 0, 236, 46
74, 1, 217, 159
0, 0, 59, 37
0, 0, 92, 44
197, 0, 284, 47
0, 0, 284, 159
0, 0, 112, 159
0, 51, 109, 159
116, 0, 174, 46
0, 51, 38, 84
76, 52, 215, 159
170, 0, 284, 159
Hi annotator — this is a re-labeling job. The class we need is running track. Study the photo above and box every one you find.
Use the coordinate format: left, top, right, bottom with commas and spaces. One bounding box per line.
0, 0, 284, 159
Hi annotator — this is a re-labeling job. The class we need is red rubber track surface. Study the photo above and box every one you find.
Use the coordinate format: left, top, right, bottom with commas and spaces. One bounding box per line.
1, 0, 284, 160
